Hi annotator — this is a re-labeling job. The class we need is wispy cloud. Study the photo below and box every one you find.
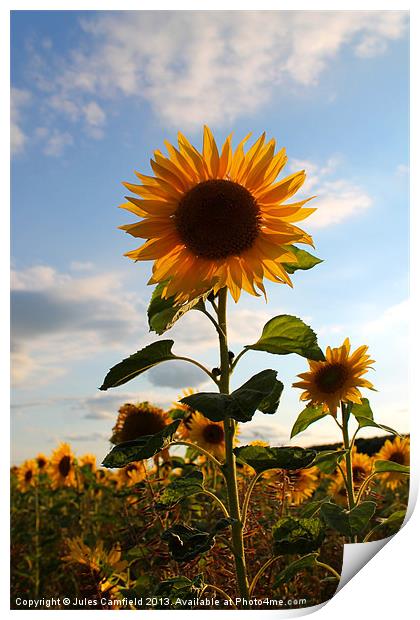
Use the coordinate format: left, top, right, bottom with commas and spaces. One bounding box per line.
11, 87, 31, 155
16, 10, 407, 151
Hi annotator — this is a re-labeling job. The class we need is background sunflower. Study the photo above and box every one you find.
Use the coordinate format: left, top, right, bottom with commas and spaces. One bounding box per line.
48, 443, 77, 490
375, 436, 410, 490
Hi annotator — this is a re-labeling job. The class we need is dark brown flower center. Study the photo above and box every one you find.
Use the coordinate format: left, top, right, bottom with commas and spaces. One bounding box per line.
175, 179, 260, 259
58, 456, 71, 477
37, 457, 47, 469
314, 363, 348, 393
202, 423, 224, 445
389, 450, 405, 465
119, 410, 166, 443
352, 466, 367, 484
25, 470, 33, 483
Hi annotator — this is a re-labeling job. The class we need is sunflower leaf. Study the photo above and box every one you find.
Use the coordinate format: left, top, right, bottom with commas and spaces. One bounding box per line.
101, 420, 180, 468
180, 369, 283, 423
290, 404, 327, 438
311, 449, 347, 474
321, 501, 376, 537
162, 518, 234, 563
272, 553, 319, 588
373, 459, 410, 475
283, 246, 323, 274
245, 315, 325, 361
148, 282, 208, 336
351, 399, 399, 434
273, 517, 325, 555
99, 340, 176, 390
154, 574, 206, 607
155, 469, 204, 510
233, 445, 316, 473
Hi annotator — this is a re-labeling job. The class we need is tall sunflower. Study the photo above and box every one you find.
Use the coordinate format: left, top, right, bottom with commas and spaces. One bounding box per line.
329, 450, 373, 504
111, 402, 169, 444
48, 443, 77, 490
293, 338, 375, 415
16, 459, 38, 493
375, 436, 410, 490
120, 126, 315, 303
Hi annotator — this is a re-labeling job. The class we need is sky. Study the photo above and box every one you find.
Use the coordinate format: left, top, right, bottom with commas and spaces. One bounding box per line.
10, 10, 409, 464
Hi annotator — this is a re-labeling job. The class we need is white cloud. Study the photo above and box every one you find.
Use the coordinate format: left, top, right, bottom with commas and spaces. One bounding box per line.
43, 129, 74, 156
11, 87, 31, 154
22, 10, 407, 137
290, 157, 373, 228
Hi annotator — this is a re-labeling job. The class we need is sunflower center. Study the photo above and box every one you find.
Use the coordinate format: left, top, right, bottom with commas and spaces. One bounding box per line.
202, 423, 225, 445
119, 410, 166, 443
389, 450, 405, 465
25, 470, 33, 483
352, 466, 367, 484
58, 455, 71, 477
175, 179, 260, 259
37, 457, 47, 469
314, 363, 348, 393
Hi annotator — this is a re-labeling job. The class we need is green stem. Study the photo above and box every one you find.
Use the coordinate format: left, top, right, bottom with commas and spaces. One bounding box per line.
315, 560, 341, 580
202, 584, 237, 608
34, 482, 40, 599
230, 348, 248, 371
355, 472, 377, 505
249, 556, 281, 595
341, 402, 357, 543
241, 472, 264, 528
171, 440, 224, 473
217, 288, 250, 602
175, 356, 219, 385
196, 490, 230, 518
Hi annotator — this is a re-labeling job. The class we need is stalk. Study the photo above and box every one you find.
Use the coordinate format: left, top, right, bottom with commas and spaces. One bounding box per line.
217, 288, 250, 601
34, 482, 40, 599
341, 402, 357, 543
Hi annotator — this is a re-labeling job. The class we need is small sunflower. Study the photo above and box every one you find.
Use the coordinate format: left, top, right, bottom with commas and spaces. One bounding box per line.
328, 450, 373, 504
293, 338, 375, 415
120, 126, 316, 303
375, 436, 410, 490
111, 402, 169, 444
78, 454, 97, 472
186, 412, 237, 460
48, 443, 77, 490
16, 459, 38, 492
116, 462, 147, 489
35, 453, 49, 471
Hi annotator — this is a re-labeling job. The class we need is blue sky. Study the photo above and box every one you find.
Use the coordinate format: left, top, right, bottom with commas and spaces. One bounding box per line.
11, 10, 409, 464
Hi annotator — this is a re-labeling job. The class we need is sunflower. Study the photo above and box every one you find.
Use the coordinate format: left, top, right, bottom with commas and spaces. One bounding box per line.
116, 461, 147, 489
120, 126, 315, 303
48, 443, 77, 490
328, 450, 373, 504
186, 412, 238, 460
293, 338, 375, 415
35, 453, 49, 471
16, 459, 38, 492
171, 388, 197, 440
111, 402, 169, 444
78, 454, 97, 472
285, 467, 319, 505
375, 436, 410, 490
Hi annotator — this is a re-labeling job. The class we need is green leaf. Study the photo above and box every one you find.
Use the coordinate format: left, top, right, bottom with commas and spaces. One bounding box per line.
273, 517, 325, 555
100, 340, 176, 390
233, 445, 316, 473
162, 518, 233, 563
102, 420, 180, 468
299, 497, 332, 519
180, 369, 283, 423
154, 574, 206, 607
374, 459, 410, 475
321, 501, 376, 537
355, 417, 400, 436
312, 450, 347, 474
148, 282, 208, 336
290, 405, 327, 438
245, 315, 325, 361
272, 553, 319, 588
156, 470, 204, 510
283, 246, 323, 274
351, 399, 399, 436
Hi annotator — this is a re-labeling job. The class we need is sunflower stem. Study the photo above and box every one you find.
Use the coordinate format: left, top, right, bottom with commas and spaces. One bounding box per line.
241, 471, 264, 528
34, 481, 41, 599
217, 288, 250, 603
171, 440, 224, 473
175, 356, 219, 386
230, 347, 248, 371
341, 402, 357, 542
195, 490, 230, 518
314, 560, 341, 580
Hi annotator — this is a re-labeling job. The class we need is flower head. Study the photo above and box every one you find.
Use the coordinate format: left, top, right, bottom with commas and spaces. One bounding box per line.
375, 436, 410, 490
48, 443, 77, 490
16, 459, 38, 492
328, 450, 373, 504
185, 412, 237, 460
293, 338, 375, 415
111, 402, 169, 444
120, 126, 315, 303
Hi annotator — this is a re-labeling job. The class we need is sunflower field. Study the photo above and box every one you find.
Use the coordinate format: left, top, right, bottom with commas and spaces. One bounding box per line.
11, 128, 410, 610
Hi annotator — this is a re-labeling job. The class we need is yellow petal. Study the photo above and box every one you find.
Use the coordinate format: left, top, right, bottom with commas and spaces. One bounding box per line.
203, 125, 220, 178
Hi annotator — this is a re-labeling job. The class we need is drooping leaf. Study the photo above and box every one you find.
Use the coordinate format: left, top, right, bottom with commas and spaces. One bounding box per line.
272, 553, 319, 588
102, 420, 180, 468
373, 460, 410, 475
156, 470, 204, 510
233, 445, 316, 473
290, 405, 327, 438
356, 417, 399, 436
299, 497, 333, 519
365, 510, 406, 541
162, 518, 234, 563
148, 282, 208, 335
312, 450, 347, 474
321, 501, 376, 537
273, 517, 325, 555
100, 340, 176, 390
350, 399, 399, 435
180, 369, 283, 423
283, 245, 323, 274
245, 315, 325, 361
154, 574, 206, 607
